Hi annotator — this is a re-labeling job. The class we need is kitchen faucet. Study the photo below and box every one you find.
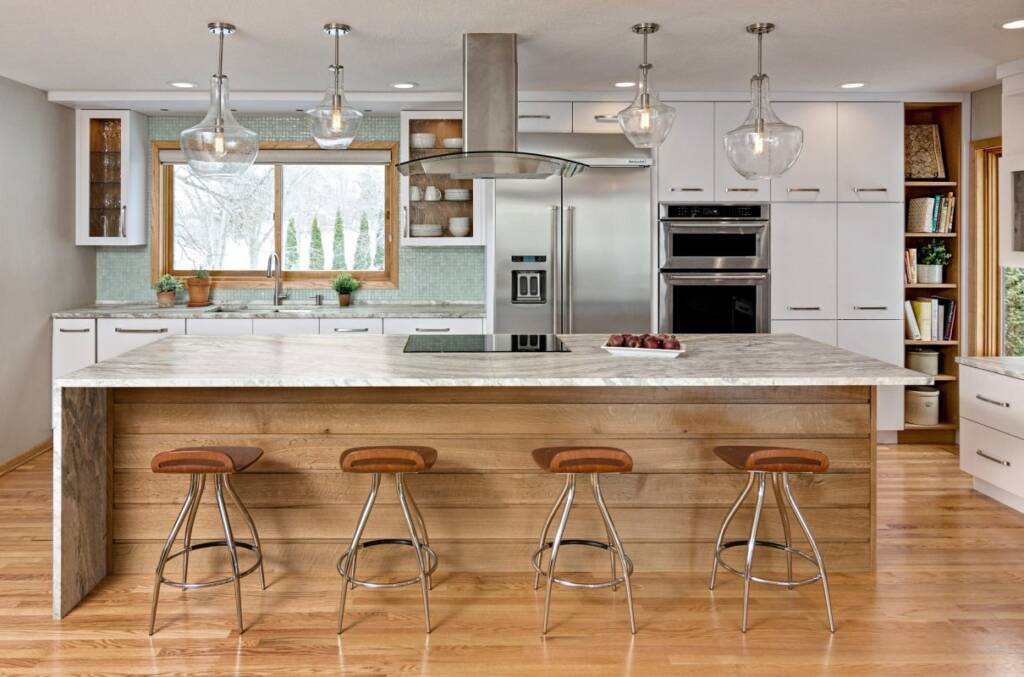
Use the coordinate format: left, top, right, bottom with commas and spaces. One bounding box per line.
265, 253, 287, 306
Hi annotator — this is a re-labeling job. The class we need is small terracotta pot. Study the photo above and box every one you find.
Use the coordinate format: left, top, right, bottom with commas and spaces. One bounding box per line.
156, 291, 176, 308
187, 277, 212, 307
338, 293, 352, 307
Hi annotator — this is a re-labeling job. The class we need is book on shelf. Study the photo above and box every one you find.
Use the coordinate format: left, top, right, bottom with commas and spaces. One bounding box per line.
906, 193, 955, 233
904, 300, 922, 340
904, 248, 918, 284
909, 296, 956, 341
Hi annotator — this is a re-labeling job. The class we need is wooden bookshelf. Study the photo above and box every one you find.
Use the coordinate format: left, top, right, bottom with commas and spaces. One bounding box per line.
900, 102, 962, 443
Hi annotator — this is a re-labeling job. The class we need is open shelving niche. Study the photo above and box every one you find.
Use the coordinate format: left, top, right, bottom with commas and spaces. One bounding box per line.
900, 102, 962, 443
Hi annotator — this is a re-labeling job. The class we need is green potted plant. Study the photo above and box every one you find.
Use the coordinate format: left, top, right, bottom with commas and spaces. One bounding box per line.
918, 240, 952, 284
186, 268, 212, 307
154, 274, 183, 308
330, 273, 360, 307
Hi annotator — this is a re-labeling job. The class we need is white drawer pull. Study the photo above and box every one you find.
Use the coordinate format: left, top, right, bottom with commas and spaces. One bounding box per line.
726, 187, 759, 192
115, 327, 169, 334
59, 328, 91, 333
787, 187, 821, 192
854, 305, 888, 311
976, 394, 1011, 408
976, 449, 1011, 467
416, 327, 451, 333
670, 187, 704, 192
853, 187, 888, 193
787, 305, 821, 311
518, 114, 552, 120
333, 327, 369, 333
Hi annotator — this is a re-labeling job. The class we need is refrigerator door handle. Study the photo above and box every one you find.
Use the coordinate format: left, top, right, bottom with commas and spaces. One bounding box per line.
564, 206, 575, 334
550, 205, 561, 333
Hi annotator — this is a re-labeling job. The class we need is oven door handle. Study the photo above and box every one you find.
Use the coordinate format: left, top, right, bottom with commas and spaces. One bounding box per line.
664, 273, 768, 282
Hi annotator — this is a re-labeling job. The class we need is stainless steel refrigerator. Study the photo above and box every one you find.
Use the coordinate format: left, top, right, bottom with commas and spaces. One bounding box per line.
492, 133, 653, 334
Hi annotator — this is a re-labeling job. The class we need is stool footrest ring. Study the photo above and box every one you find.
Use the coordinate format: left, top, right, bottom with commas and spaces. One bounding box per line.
715, 539, 822, 587
532, 539, 633, 590
336, 538, 439, 589
159, 540, 262, 590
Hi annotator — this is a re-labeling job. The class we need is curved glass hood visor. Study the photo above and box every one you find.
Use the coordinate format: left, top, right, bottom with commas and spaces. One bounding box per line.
398, 150, 587, 179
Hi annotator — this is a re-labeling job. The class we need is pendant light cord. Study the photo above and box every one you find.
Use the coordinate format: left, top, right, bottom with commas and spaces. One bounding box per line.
215, 30, 225, 132
333, 31, 341, 98
754, 31, 764, 127
639, 29, 651, 106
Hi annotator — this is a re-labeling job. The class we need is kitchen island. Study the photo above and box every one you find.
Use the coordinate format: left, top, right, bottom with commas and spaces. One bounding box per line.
52, 333, 928, 618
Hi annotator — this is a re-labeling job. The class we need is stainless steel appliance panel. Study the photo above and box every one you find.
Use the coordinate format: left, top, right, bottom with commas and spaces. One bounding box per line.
659, 271, 770, 333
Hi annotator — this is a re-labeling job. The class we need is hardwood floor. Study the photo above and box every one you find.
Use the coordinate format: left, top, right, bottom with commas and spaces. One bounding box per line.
4, 444, 1024, 675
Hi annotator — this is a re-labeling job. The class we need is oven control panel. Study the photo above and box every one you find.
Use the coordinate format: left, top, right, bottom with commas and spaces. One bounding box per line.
660, 203, 768, 220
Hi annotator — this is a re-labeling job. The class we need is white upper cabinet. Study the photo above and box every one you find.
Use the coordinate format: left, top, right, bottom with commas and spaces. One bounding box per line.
571, 102, 630, 134
770, 103, 837, 202
837, 203, 903, 319
657, 102, 715, 202
714, 102, 770, 202
770, 203, 837, 320
837, 103, 904, 202
75, 110, 147, 245
517, 102, 572, 133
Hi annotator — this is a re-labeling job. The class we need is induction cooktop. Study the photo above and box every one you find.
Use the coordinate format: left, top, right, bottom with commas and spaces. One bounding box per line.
403, 333, 570, 353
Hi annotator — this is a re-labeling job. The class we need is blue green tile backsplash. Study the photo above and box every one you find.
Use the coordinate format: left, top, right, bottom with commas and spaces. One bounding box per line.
95, 114, 485, 303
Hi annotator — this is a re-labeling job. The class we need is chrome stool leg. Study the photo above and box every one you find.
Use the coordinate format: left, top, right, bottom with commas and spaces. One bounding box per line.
213, 475, 244, 634
542, 474, 577, 635
771, 473, 794, 588
533, 475, 571, 590
396, 473, 431, 633
404, 482, 432, 591
710, 472, 755, 591
337, 473, 380, 634
741, 472, 768, 633
149, 474, 201, 635
592, 474, 637, 634
181, 475, 206, 586
223, 474, 266, 591
781, 472, 836, 633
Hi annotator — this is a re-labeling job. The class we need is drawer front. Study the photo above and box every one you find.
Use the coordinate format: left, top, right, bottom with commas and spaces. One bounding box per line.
518, 102, 572, 133
186, 318, 253, 336
53, 319, 96, 378
960, 419, 1024, 497
961, 366, 1024, 438
383, 317, 484, 335
319, 318, 384, 335
571, 102, 629, 134
252, 318, 320, 336
97, 319, 185, 361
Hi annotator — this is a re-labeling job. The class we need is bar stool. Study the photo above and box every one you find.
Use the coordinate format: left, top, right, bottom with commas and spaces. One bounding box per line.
708, 445, 835, 633
530, 446, 636, 635
148, 446, 266, 635
336, 446, 438, 634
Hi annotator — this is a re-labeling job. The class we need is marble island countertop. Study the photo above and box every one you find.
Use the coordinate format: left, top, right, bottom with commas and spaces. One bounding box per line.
957, 356, 1024, 381
53, 302, 485, 320
55, 333, 932, 389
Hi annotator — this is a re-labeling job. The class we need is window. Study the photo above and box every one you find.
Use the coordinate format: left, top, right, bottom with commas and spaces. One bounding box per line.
153, 142, 398, 287
1004, 267, 1024, 355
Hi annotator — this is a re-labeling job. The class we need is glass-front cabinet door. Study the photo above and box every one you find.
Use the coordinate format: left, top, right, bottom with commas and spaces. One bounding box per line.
75, 110, 146, 245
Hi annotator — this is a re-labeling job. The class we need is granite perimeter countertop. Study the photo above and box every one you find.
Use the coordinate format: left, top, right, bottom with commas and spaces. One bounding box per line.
55, 333, 932, 389
53, 302, 486, 320
957, 356, 1024, 382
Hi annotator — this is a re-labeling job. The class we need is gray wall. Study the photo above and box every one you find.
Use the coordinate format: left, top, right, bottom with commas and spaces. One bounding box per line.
972, 84, 1002, 141
0, 75, 95, 463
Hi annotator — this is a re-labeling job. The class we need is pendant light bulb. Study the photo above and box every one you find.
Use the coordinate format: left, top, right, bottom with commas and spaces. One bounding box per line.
308, 23, 363, 149
180, 23, 259, 179
618, 23, 675, 149
723, 23, 804, 179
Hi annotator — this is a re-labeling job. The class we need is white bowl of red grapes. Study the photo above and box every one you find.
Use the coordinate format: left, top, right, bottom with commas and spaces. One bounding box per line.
602, 333, 685, 358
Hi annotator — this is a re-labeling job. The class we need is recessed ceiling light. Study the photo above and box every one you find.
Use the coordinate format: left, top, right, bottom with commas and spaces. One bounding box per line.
168, 80, 198, 89
614, 81, 637, 88
1001, 18, 1024, 29
840, 82, 866, 89
390, 82, 418, 89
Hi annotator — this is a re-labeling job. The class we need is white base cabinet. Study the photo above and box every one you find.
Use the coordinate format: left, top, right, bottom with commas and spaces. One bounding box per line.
770, 320, 837, 346
53, 319, 96, 379
320, 318, 384, 335
97, 319, 185, 361
837, 320, 904, 431
186, 319, 253, 336
383, 318, 484, 335
960, 365, 1024, 513
253, 318, 320, 336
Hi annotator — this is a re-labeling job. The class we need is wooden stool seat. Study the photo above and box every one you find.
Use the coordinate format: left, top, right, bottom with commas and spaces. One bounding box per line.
532, 447, 634, 474
340, 446, 437, 474
150, 446, 264, 474
713, 446, 830, 474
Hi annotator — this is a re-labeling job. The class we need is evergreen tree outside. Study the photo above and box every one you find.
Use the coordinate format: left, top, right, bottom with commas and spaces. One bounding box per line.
1005, 267, 1024, 356
309, 216, 324, 270
284, 217, 299, 270
372, 209, 385, 270
331, 209, 346, 270
353, 211, 372, 270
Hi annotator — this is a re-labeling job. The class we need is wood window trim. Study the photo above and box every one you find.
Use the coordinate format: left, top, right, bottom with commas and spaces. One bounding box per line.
150, 139, 400, 289
968, 136, 1002, 356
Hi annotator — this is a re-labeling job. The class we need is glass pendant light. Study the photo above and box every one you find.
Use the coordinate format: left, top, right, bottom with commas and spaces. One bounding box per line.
307, 23, 363, 149
180, 22, 258, 178
617, 22, 675, 149
723, 23, 803, 179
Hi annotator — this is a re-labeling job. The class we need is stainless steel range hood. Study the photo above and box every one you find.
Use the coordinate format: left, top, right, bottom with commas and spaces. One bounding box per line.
397, 34, 587, 180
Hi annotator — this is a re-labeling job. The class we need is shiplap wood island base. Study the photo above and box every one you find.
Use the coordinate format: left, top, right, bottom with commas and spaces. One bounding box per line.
51, 333, 928, 619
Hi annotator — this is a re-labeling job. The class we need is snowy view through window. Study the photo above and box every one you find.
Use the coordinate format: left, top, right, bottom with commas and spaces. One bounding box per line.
172, 163, 386, 272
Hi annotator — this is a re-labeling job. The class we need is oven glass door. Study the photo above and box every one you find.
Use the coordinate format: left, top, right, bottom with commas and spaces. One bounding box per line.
661, 222, 769, 270
660, 272, 769, 334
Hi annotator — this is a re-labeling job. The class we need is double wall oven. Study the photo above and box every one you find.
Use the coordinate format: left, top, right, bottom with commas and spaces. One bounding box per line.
658, 203, 771, 334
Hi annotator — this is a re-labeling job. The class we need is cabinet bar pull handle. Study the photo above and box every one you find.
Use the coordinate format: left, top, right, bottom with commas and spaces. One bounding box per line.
594, 114, 619, 123
854, 305, 888, 310
114, 327, 169, 334
119, 204, 127, 238
333, 327, 369, 333
787, 187, 821, 192
787, 305, 822, 311
415, 327, 451, 332
726, 187, 759, 192
402, 206, 409, 238
853, 187, 888, 193
518, 114, 552, 120
976, 394, 1011, 408
59, 328, 91, 333
670, 187, 704, 192
976, 449, 1011, 467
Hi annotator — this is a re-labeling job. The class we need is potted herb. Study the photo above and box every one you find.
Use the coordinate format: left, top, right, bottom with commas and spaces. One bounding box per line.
187, 268, 212, 307
918, 240, 952, 284
330, 273, 360, 307
154, 274, 183, 308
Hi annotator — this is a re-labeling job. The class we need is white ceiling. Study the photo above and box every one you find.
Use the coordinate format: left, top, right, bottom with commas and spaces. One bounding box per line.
1, 0, 1022, 96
